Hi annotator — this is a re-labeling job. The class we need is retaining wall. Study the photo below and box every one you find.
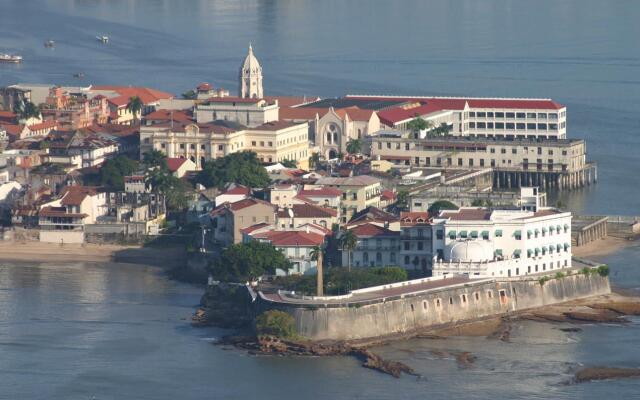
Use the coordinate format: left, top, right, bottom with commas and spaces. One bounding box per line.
256, 272, 611, 341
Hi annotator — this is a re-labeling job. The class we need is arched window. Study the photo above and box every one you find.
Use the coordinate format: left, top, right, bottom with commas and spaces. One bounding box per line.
326, 132, 332, 143
363, 252, 369, 263
404, 255, 410, 264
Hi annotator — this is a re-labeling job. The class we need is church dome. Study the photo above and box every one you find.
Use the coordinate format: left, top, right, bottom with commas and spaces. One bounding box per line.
241, 44, 261, 74
446, 240, 493, 262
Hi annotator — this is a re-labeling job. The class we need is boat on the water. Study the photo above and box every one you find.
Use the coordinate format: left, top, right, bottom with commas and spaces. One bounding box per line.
44, 40, 55, 48
96, 35, 109, 44
0, 53, 22, 63
73, 72, 85, 78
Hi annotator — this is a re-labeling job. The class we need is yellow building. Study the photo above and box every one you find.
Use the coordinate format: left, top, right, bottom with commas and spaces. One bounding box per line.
140, 120, 310, 170
313, 176, 382, 223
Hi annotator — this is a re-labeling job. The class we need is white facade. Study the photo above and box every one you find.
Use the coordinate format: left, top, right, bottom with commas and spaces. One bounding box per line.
239, 44, 263, 99
195, 98, 278, 128
431, 207, 572, 278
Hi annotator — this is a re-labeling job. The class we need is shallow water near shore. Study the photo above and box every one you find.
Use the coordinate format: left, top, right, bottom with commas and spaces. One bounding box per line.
0, 244, 639, 399
1, 0, 640, 398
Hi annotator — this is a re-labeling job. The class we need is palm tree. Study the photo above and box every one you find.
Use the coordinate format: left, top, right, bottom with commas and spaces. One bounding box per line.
406, 116, 431, 138
308, 152, 321, 170
346, 138, 362, 155
126, 96, 144, 124
15, 100, 41, 121
310, 245, 324, 296
340, 229, 358, 272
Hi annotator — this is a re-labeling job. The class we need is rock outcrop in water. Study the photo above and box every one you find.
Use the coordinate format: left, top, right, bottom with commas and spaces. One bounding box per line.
215, 335, 419, 378
574, 367, 640, 383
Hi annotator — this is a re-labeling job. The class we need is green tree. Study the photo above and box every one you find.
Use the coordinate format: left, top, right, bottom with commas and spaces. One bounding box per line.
196, 151, 271, 189
209, 241, 291, 282
339, 229, 358, 272
255, 310, 297, 339
15, 100, 41, 120
142, 149, 168, 170
428, 200, 459, 214
429, 123, 451, 137
280, 159, 297, 168
126, 96, 144, 124
396, 190, 409, 210
310, 245, 325, 296
346, 138, 362, 155
406, 116, 431, 137
181, 90, 197, 100
308, 152, 321, 170
98, 155, 138, 190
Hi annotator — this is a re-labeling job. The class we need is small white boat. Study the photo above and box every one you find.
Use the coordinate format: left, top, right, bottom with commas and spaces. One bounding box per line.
96, 35, 109, 44
44, 40, 55, 48
0, 53, 22, 63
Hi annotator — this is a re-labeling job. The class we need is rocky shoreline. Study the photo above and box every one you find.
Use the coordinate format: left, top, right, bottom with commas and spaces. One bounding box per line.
194, 288, 640, 379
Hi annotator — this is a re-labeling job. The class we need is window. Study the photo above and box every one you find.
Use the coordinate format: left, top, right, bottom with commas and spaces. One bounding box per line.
449, 297, 453, 305
516, 112, 526, 118
487, 290, 493, 299
180, 144, 185, 149
506, 122, 515, 129
495, 112, 504, 118
436, 230, 443, 240
527, 123, 536, 130
423, 301, 427, 310
200, 144, 206, 150
516, 123, 526, 130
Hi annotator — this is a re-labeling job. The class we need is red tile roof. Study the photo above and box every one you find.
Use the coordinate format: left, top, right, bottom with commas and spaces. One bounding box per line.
210, 197, 276, 215
400, 211, 431, 226
260, 230, 325, 247
277, 203, 337, 219
252, 120, 301, 131
197, 83, 212, 91
439, 208, 492, 221
223, 185, 251, 195
28, 120, 58, 131
350, 223, 399, 238
279, 106, 324, 120
92, 86, 174, 104
371, 96, 565, 126
144, 109, 194, 123
381, 189, 396, 201
166, 157, 189, 172
60, 186, 98, 206
240, 222, 272, 234
39, 206, 87, 219
334, 106, 375, 122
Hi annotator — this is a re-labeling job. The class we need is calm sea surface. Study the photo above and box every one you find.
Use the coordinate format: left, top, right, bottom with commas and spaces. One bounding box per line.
0, 1, 639, 398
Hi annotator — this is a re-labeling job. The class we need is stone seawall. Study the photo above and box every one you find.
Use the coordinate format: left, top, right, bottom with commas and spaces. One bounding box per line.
256, 273, 611, 341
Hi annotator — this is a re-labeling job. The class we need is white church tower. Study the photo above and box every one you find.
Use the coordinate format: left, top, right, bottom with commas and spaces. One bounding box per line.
239, 44, 263, 99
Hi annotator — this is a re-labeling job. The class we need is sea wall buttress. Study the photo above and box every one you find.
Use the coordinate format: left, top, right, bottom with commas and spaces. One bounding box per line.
255, 272, 611, 341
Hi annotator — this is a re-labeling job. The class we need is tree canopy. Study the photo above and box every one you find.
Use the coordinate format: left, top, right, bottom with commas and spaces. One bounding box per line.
396, 190, 410, 211
126, 96, 144, 123
209, 241, 291, 282
406, 116, 430, 133
346, 138, 362, 154
98, 155, 138, 190
428, 200, 459, 214
196, 152, 270, 189
279, 159, 297, 168
181, 90, 197, 100
15, 100, 41, 120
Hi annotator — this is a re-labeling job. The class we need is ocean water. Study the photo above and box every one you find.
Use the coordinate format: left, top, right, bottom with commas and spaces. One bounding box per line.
1, 1, 639, 398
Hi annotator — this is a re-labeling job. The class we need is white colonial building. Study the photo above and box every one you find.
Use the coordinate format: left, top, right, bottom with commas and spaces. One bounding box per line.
431, 192, 572, 278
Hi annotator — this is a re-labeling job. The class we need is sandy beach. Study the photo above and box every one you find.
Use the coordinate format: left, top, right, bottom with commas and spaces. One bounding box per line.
0, 241, 186, 267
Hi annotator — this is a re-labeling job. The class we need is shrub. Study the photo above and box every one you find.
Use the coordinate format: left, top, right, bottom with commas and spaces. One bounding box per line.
555, 272, 566, 279
597, 265, 610, 277
539, 276, 551, 286
581, 267, 592, 276
255, 310, 297, 339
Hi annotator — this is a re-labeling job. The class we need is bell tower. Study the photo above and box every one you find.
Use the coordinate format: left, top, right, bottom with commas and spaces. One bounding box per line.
239, 44, 263, 99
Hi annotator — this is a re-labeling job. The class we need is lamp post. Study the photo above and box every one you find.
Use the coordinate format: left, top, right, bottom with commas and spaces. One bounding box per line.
200, 226, 211, 253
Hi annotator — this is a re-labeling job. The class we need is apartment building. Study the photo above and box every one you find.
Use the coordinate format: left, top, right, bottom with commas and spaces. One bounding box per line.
314, 176, 382, 223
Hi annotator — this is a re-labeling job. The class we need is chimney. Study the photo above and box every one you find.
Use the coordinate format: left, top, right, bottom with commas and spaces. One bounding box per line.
306, 225, 310, 234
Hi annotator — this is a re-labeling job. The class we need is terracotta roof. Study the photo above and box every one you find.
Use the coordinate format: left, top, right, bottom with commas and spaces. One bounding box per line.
298, 187, 342, 197
210, 197, 276, 215
350, 223, 399, 238
278, 203, 337, 219
348, 206, 399, 226
39, 206, 87, 219
166, 157, 189, 172
0, 123, 24, 138
223, 185, 251, 195
27, 120, 57, 131
381, 189, 396, 201
334, 106, 375, 121
197, 83, 212, 91
240, 222, 272, 234
439, 208, 492, 221
279, 106, 324, 120
0, 111, 16, 123
60, 186, 98, 206
92, 86, 174, 104
400, 211, 431, 226
258, 230, 325, 247
107, 95, 130, 107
